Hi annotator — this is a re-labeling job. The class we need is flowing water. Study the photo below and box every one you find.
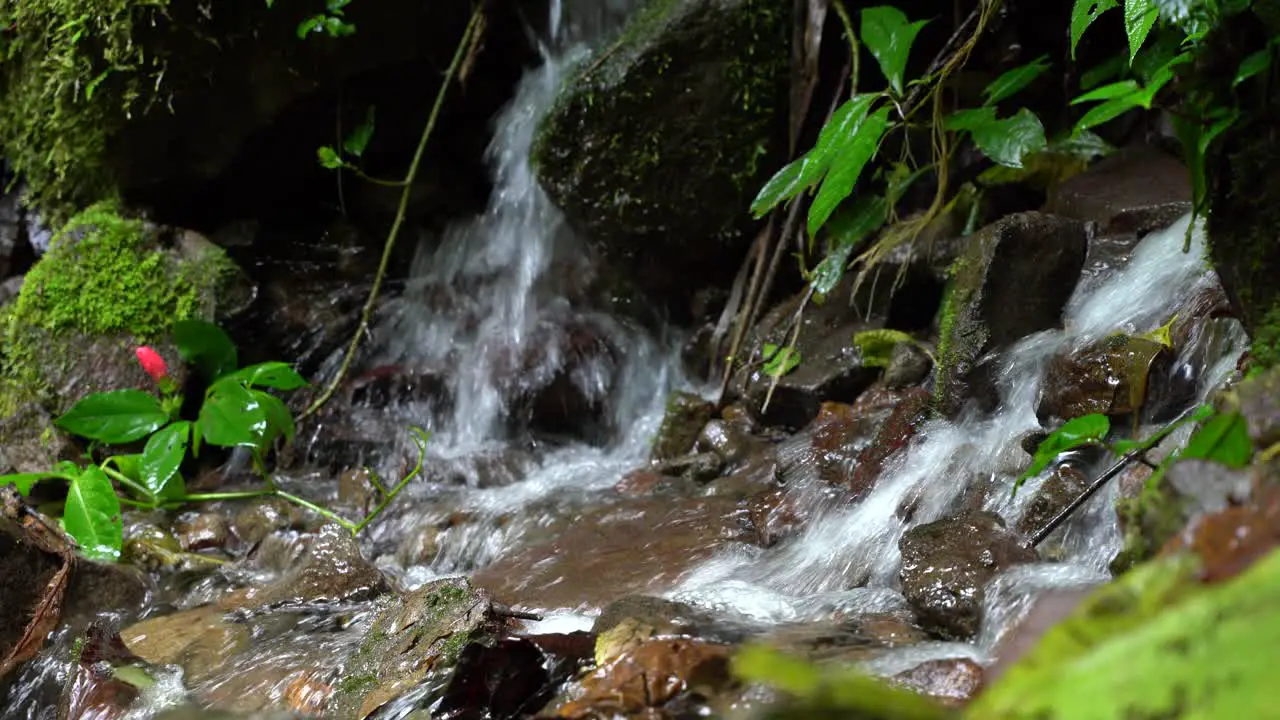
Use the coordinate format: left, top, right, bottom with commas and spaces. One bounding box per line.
0, 0, 1253, 714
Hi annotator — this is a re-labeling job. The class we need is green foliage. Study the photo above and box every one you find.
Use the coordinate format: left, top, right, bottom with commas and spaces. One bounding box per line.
1016, 414, 1112, 493
55, 390, 169, 444
762, 343, 801, 378
1180, 411, 1252, 467
983, 56, 1051, 105
946, 107, 1047, 169
733, 644, 949, 718
62, 466, 122, 562
969, 548, 1280, 718
859, 7, 930, 96
173, 320, 238, 380
140, 420, 189, 500
1072, 0, 1120, 59
853, 328, 916, 369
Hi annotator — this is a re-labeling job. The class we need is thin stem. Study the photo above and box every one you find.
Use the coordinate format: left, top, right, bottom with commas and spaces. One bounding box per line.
349, 167, 409, 187
101, 465, 155, 505
353, 428, 429, 533
831, 0, 860, 96
275, 490, 359, 532
177, 490, 276, 503
302, 6, 484, 419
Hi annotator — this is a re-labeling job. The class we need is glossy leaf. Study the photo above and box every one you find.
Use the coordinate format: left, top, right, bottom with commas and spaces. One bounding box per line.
251, 390, 296, 449
200, 380, 266, 448
1071, 0, 1120, 59
1124, 0, 1159, 63
1181, 412, 1252, 468
808, 107, 891, 237
344, 106, 376, 158
984, 56, 1050, 105
317, 145, 344, 169
751, 95, 878, 216
219, 362, 309, 391
1072, 80, 1141, 104
1074, 95, 1143, 133
63, 467, 122, 563
55, 390, 169, 444
1017, 414, 1111, 491
762, 343, 801, 378
1081, 53, 1128, 89
860, 6, 930, 95
172, 320, 238, 380
141, 422, 190, 500
104, 454, 142, 481
1234, 48, 1271, 87
0, 471, 74, 495
811, 194, 888, 295
948, 107, 1048, 168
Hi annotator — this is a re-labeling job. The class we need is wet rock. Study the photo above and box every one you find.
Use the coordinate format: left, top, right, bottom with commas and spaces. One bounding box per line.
1016, 465, 1089, 537
1046, 146, 1191, 236
985, 587, 1092, 683
891, 658, 985, 706
121, 604, 252, 686
652, 451, 724, 483
549, 638, 734, 718
243, 523, 389, 608
173, 512, 231, 552
332, 577, 501, 719
0, 513, 71, 679
746, 489, 802, 548
1235, 365, 1280, 449
59, 622, 148, 720
695, 417, 760, 467
935, 212, 1088, 416
509, 318, 621, 442
705, 447, 778, 500
761, 615, 928, 665
898, 511, 1038, 639
882, 340, 934, 388
847, 388, 932, 497
614, 469, 694, 498
592, 596, 740, 653
1036, 334, 1173, 424
395, 525, 442, 567
232, 497, 309, 546
473, 497, 747, 610
650, 392, 715, 461
438, 633, 595, 719
0, 402, 80, 473
533, 0, 790, 312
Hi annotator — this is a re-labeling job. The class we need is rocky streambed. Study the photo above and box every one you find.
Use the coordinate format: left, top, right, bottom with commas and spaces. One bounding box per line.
2, 0, 1280, 718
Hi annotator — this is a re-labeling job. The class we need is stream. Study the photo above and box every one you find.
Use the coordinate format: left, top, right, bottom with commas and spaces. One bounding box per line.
0, 0, 1251, 717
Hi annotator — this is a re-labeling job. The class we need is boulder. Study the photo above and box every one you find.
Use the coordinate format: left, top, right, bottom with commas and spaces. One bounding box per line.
533, 0, 791, 312
650, 391, 715, 461
935, 212, 1088, 416
898, 511, 1038, 639
549, 638, 734, 718
0, 205, 250, 470
1046, 146, 1191, 236
1036, 334, 1174, 424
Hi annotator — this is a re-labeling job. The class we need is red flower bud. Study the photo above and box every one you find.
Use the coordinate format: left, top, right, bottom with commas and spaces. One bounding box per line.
135, 346, 169, 383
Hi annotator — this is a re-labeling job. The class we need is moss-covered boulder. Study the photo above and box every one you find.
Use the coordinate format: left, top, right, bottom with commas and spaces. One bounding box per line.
532, 0, 790, 313
934, 212, 1088, 417
0, 202, 246, 471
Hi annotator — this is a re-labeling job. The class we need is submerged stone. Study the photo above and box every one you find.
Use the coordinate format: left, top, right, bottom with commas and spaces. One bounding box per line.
533, 0, 791, 312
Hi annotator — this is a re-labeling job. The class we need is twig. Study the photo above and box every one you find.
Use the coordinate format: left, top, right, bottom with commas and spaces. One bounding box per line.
302, 6, 484, 419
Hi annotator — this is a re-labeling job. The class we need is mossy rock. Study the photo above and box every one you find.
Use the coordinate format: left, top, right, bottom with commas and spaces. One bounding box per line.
532, 0, 790, 313
650, 391, 714, 461
0, 202, 245, 470
933, 212, 1087, 417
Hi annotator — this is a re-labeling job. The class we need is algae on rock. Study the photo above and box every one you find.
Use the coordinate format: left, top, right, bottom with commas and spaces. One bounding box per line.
532, 0, 790, 312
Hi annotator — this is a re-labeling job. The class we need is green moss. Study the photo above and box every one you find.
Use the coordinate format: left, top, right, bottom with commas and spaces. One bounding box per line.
1110, 473, 1188, 574
336, 673, 378, 695
0, 0, 170, 219
1249, 301, 1280, 370
0, 201, 230, 414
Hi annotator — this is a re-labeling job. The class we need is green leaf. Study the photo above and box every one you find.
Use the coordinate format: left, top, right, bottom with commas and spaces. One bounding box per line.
56, 390, 169, 444
948, 107, 1048, 168
172, 320, 238, 380
1074, 95, 1143, 133
860, 6, 931, 95
141, 422, 190, 500
1071, 0, 1120, 59
808, 106, 891, 236
200, 380, 267, 449
219, 362, 309, 391
104, 454, 142, 481
853, 329, 915, 369
1124, 0, 1159, 63
323, 16, 357, 36
750, 95, 878, 216
762, 343, 801, 378
1234, 48, 1271, 87
810, 194, 889, 295
297, 15, 326, 38
984, 56, 1051, 105
1072, 80, 1142, 104
63, 466, 122, 562
1181, 412, 1252, 468
251, 390, 296, 449
1081, 53, 1128, 89
0, 471, 74, 495
1016, 414, 1111, 492
317, 145, 344, 169
344, 106, 376, 158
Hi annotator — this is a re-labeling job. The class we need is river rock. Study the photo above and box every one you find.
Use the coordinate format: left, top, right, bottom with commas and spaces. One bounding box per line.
241, 523, 389, 608
891, 658, 985, 706
533, 0, 791, 312
1235, 365, 1280, 449
437, 633, 595, 719
1046, 146, 1191, 236
650, 392, 715, 461
1036, 334, 1173, 424
898, 511, 1038, 639
1016, 465, 1089, 538
847, 388, 932, 497
935, 212, 1088, 416
549, 638, 734, 718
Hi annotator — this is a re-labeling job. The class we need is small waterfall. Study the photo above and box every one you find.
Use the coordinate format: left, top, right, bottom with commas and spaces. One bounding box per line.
670, 215, 1248, 638
352, 0, 685, 579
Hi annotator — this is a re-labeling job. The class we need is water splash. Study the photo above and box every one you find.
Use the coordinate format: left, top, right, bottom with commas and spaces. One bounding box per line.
671, 214, 1247, 641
